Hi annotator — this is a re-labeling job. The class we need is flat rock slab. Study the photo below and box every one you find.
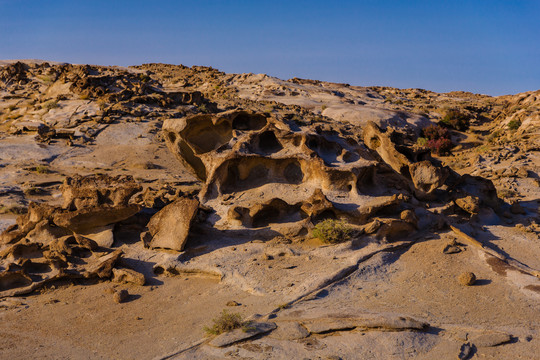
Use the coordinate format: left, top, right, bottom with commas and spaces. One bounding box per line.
208, 322, 277, 348
269, 321, 309, 340
302, 315, 428, 334
471, 332, 512, 347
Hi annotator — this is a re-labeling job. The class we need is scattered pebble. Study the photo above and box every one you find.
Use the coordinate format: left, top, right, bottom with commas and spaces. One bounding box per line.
458, 272, 476, 286
113, 289, 129, 303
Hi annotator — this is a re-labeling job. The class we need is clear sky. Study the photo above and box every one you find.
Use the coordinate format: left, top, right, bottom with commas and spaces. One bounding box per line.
1, 0, 538, 95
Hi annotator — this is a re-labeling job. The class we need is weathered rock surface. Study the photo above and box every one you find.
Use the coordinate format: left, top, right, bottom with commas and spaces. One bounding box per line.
301, 314, 428, 334
269, 321, 310, 340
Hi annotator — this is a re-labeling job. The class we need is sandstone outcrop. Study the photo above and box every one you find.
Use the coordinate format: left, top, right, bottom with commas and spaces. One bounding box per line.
0, 175, 141, 296
163, 110, 418, 239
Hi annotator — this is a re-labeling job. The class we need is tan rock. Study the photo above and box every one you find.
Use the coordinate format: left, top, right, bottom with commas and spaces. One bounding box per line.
409, 160, 448, 196
145, 197, 199, 251
270, 321, 309, 340
471, 331, 512, 347
52, 204, 140, 233
400, 210, 418, 228
458, 272, 476, 286
455, 196, 481, 215
113, 289, 129, 303
77, 224, 115, 248
112, 268, 146, 286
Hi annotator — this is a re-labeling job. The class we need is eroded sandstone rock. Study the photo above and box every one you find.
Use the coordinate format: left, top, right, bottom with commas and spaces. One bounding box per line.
143, 197, 199, 251
0, 174, 140, 296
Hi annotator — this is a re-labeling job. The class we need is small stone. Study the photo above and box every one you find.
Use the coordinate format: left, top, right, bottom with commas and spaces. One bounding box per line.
458, 272, 476, 286
226, 300, 240, 307
113, 289, 129, 303
112, 268, 146, 286
455, 196, 480, 215
443, 240, 461, 254
400, 210, 418, 228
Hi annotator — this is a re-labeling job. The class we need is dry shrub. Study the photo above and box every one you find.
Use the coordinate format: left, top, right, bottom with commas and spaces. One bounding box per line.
203, 310, 243, 335
312, 219, 351, 244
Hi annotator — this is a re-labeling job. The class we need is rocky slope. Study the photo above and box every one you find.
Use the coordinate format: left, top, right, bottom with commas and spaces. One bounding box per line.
0, 60, 538, 359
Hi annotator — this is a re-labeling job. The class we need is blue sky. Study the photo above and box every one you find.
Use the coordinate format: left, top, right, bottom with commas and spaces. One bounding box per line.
1, 0, 538, 95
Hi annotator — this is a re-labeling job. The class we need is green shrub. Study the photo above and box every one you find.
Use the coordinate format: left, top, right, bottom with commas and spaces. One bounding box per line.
440, 109, 470, 131
312, 219, 351, 244
417, 137, 428, 147
43, 100, 58, 109
203, 310, 243, 335
30, 165, 52, 174
507, 119, 521, 130
197, 103, 209, 113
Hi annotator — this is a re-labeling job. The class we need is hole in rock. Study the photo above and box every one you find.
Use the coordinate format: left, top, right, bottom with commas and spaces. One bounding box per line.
185, 118, 233, 154
0, 273, 32, 291
356, 166, 377, 194
177, 140, 207, 181
24, 261, 51, 274
342, 150, 360, 163
257, 131, 283, 154
232, 113, 266, 131
306, 135, 343, 165
284, 162, 304, 183
167, 132, 177, 143
220, 158, 305, 194
312, 209, 336, 224
251, 200, 306, 228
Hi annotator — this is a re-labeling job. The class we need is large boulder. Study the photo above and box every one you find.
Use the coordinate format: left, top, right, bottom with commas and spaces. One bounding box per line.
409, 160, 449, 197
143, 197, 200, 251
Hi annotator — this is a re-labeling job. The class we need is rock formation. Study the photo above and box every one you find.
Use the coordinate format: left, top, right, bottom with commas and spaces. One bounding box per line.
0, 174, 141, 296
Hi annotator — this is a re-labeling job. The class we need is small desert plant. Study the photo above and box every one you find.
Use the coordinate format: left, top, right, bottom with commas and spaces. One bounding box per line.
426, 138, 453, 155
420, 124, 453, 155
416, 137, 428, 147
203, 310, 244, 335
507, 119, 521, 131
312, 219, 352, 244
440, 109, 470, 131
31, 165, 52, 174
43, 99, 58, 109
197, 103, 209, 113
321, 104, 327, 111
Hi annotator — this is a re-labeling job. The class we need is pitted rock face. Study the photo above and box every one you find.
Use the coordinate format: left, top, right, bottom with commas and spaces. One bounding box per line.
163, 109, 417, 236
